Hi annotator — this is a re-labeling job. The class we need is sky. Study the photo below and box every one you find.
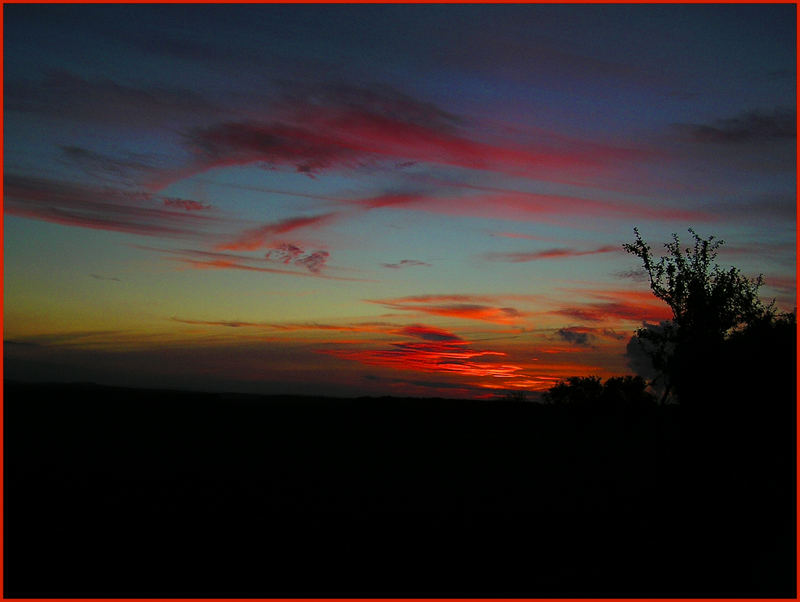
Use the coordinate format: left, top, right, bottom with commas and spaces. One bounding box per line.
3, 4, 796, 399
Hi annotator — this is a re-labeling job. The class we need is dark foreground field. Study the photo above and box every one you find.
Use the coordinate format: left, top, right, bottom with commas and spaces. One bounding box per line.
4, 380, 796, 597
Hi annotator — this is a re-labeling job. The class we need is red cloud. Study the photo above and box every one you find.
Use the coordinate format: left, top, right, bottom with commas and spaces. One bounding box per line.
322, 342, 518, 380
321, 330, 615, 392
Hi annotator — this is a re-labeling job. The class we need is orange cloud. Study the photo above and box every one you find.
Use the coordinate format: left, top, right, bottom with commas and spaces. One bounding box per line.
553, 288, 672, 324
366, 295, 527, 324
394, 324, 465, 343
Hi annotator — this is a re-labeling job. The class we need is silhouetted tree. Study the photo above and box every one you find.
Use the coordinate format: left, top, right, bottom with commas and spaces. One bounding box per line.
543, 375, 654, 412
623, 228, 774, 404
601, 375, 656, 410
543, 376, 603, 407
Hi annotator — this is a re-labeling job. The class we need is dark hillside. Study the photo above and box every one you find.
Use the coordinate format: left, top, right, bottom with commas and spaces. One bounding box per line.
4, 380, 794, 597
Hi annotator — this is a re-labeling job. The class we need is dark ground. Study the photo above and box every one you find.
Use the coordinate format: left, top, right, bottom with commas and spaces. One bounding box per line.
4, 380, 796, 598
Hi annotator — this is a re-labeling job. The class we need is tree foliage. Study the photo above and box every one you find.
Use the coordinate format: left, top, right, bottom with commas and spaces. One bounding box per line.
623, 228, 780, 404
624, 228, 770, 341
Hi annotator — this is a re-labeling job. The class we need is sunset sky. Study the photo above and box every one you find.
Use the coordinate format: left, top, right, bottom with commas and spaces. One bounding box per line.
4, 4, 796, 398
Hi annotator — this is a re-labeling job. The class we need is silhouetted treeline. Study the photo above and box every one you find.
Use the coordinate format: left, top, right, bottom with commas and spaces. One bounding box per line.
543, 375, 655, 412
4, 379, 794, 597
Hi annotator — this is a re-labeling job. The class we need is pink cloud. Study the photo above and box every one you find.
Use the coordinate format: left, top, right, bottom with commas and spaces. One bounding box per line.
347, 186, 712, 227
173, 257, 367, 282
295, 250, 330, 274
4, 174, 216, 239
490, 231, 552, 241
216, 213, 341, 251
187, 110, 604, 179
552, 288, 672, 324
157, 81, 663, 191
486, 245, 620, 262
163, 198, 212, 211
265, 242, 304, 264
381, 259, 431, 269
265, 243, 330, 273
138, 245, 372, 281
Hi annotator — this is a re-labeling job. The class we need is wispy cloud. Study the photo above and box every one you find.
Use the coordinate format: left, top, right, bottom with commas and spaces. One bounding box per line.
394, 324, 464, 343
268, 321, 393, 333
320, 322, 609, 393
486, 245, 619, 263
352, 186, 711, 225
321, 340, 517, 381
490, 231, 552, 241
295, 250, 330, 274
556, 327, 593, 347
171, 317, 391, 333
216, 213, 341, 251
174, 257, 364, 281
4, 174, 216, 239
676, 107, 795, 144
138, 245, 368, 281
551, 326, 626, 347
7, 70, 220, 129
552, 288, 671, 324
174, 80, 658, 187
90, 274, 122, 282
265, 243, 330, 273
381, 259, 431, 269
171, 318, 265, 328
60, 145, 164, 186
163, 198, 212, 211
366, 294, 526, 324
611, 268, 649, 282
264, 242, 304, 264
